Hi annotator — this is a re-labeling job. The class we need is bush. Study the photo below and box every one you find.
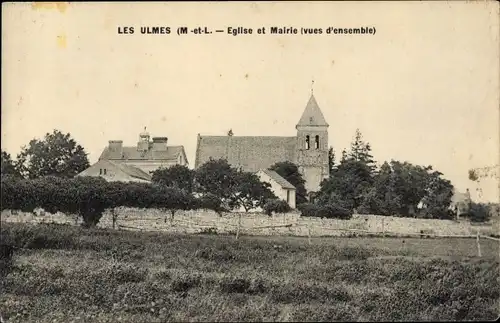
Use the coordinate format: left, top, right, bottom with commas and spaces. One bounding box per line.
263, 199, 291, 216
297, 203, 321, 217
462, 203, 491, 223
298, 203, 352, 219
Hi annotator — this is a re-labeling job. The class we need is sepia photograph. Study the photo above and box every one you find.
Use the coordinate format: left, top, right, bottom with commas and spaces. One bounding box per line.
1, 1, 499, 322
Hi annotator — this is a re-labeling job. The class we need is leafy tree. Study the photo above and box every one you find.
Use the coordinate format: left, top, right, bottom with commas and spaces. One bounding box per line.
16, 129, 90, 179
269, 161, 307, 205
194, 158, 239, 204
151, 165, 194, 193
418, 170, 454, 219
1, 151, 21, 178
317, 158, 374, 211
195, 158, 276, 212
152, 185, 197, 223
199, 193, 228, 216
229, 171, 276, 212
359, 162, 402, 215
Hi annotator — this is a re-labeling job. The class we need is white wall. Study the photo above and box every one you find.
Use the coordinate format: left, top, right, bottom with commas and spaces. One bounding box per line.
256, 171, 296, 209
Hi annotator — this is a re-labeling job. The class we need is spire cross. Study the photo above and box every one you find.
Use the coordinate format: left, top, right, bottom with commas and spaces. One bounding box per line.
311, 80, 315, 95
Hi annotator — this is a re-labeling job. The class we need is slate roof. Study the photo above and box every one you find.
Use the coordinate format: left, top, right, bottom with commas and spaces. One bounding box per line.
99, 145, 184, 161
107, 160, 152, 181
296, 94, 329, 127
195, 135, 297, 172
76, 159, 152, 182
259, 169, 296, 190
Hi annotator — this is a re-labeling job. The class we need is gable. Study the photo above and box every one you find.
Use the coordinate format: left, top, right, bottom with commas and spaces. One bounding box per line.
195, 135, 297, 172
258, 169, 296, 190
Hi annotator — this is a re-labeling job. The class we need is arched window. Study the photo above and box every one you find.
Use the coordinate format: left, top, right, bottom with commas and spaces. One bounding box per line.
305, 135, 310, 150
315, 135, 320, 149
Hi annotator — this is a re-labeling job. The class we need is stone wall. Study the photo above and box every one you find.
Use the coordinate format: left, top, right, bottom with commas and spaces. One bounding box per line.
2, 208, 497, 237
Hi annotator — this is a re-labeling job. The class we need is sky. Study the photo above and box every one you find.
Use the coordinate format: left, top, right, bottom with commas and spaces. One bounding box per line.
2, 2, 499, 202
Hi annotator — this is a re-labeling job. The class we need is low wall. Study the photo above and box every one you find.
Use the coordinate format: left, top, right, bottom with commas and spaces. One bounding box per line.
2, 208, 498, 237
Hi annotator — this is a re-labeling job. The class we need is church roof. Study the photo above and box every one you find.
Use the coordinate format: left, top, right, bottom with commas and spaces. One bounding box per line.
258, 169, 296, 190
99, 145, 184, 161
195, 135, 297, 172
296, 94, 329, 127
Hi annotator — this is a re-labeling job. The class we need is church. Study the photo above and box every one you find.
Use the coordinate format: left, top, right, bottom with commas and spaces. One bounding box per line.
194, 93, 330, 195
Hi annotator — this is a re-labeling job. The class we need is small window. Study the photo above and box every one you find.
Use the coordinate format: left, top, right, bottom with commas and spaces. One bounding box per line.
99, 169, 102, 175
305, 135, 310, 150
315, 135, 320, 149
103, 169, 107, 175
286, 190, 290, 203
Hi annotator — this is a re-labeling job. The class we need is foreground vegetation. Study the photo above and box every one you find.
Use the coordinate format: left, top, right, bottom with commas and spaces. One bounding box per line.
1, 222, 499, 322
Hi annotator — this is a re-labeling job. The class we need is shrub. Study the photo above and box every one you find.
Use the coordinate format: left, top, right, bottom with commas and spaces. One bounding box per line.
297, 203, 321, 217
319, 204, 353, 219
464, 203, 491, 223
263, 199, 291, 216
298, 203, 352, 219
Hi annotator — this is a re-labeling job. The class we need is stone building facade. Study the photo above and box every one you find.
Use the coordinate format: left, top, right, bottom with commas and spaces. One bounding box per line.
97, 128, 189, 174
195, 93, 330, 194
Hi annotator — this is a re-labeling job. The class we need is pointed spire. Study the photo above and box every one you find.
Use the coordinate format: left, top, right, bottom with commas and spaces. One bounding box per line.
296, 92, 329, 127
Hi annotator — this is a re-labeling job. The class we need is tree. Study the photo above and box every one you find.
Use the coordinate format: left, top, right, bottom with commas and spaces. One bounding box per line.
229, 171, 277, 212
1, 151, 21, 178
418, 170, 454, 219
151, 165, 194, 193
195, 158, 276, 212
348, 129, 376, 174
359, 161, 402, 215
269, 161, 307, 205
16, 130, 90, 179
152, 186, 197, 223
199, 193, 228, 216
194, 158, 240, 205
317, 158, 374, 211
328, 147, 336, 176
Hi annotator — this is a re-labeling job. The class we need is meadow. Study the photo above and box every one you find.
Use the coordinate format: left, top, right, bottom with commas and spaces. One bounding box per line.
1, 222, 499, 322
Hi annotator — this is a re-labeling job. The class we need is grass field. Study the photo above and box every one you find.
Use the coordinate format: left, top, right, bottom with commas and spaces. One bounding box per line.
1, 222, 499, 322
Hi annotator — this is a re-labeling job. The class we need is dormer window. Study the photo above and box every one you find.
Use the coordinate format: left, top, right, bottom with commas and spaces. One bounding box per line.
305, 135, 310, 150
315, 135, 320, 149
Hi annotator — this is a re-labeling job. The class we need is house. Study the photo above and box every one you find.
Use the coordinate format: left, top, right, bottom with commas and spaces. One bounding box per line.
256, 169, 296, 209
76, 159, 152, 183
450, 188, 472, 218
98, 128, 189, 174
195, 93, 330, 196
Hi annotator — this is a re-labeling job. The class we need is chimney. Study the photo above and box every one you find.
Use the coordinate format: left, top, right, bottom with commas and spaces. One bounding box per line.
152, 137, 168, 151
108, 140, 123, 158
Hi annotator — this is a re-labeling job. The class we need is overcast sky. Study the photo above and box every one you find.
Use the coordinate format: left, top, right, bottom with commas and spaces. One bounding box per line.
2, 2, 499, 202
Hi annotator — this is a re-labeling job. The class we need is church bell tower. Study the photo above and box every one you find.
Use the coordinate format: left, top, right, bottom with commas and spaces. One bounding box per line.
295, 91, 329, 194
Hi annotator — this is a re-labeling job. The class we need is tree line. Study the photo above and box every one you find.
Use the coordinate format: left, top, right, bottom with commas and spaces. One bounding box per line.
1, 128, 493, 224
